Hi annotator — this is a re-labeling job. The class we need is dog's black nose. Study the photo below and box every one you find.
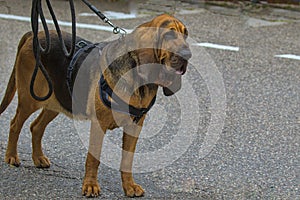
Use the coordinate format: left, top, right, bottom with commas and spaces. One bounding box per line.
178, 47, 192, 60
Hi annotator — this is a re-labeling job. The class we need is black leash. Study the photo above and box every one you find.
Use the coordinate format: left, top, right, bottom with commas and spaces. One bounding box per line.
30, 0, 76, 101
31, 0, 152, 123
30, 0, 126, 101
81, 0, 127, 36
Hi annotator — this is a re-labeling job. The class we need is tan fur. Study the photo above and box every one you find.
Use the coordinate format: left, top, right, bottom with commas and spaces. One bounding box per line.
0, 14, 190, 197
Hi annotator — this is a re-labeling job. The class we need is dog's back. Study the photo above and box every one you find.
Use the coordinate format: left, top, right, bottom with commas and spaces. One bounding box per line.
0, 31, 101, 117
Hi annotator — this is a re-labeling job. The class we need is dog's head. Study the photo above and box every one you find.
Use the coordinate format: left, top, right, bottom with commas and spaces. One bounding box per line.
130, 14, 192, 96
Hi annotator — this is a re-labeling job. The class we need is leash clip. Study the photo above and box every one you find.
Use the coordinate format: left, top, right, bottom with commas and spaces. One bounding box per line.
82, 0, 127, 37
113, 26, 127, 37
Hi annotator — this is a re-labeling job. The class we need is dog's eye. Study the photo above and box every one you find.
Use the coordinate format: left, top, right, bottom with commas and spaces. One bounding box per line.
164, 30, 177, 40
183, 28, 188, 39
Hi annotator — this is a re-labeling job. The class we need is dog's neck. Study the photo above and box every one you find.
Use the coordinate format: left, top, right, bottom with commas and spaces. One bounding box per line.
102, 43, 158, 109
103, 73, 158, 109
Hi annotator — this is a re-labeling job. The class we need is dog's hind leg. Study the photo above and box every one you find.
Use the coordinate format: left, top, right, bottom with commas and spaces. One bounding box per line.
30, 108, 58, 168
5, 103, 38, 166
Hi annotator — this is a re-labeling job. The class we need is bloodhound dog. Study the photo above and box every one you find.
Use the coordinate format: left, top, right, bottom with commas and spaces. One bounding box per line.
0, 14, 191, 197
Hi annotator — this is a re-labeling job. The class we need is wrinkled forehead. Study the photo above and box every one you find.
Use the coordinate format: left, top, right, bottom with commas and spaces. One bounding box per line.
154, 16, 187, 33
162, 20, 186, 33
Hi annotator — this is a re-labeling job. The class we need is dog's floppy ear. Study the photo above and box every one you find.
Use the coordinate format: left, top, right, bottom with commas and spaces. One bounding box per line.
163, 75, 181, 96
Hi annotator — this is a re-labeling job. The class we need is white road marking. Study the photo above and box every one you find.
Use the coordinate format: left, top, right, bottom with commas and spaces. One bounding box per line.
0, 13, 31, 22
79, 11, 137, 20
1, 13, 298, 60
0, 13, 133, 33
192, 42, 239, 52
275, 54, 300, 61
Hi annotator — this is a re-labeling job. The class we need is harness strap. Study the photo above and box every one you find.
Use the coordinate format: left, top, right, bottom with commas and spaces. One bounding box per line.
67, 40, 156, 123
99, 75, 156, 123
66, 41, 97, 95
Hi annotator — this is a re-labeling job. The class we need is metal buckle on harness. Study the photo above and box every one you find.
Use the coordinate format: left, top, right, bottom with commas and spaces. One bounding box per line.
76, 40, 88, 48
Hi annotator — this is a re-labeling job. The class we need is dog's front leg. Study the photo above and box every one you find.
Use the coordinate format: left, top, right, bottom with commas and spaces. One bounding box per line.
82, 120, 105, 197
121, 125, 145, 197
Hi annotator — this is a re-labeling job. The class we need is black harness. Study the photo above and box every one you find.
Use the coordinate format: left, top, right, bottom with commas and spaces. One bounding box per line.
99, 75, 156, 123
66, 40, 98, 94
67, 40, 156, 123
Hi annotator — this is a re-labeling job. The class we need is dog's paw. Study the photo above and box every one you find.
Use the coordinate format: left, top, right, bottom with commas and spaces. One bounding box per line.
33, 155, 51, 168
123, 183, 145, 197
5, 155, 20, 167
82, 180, 101, 197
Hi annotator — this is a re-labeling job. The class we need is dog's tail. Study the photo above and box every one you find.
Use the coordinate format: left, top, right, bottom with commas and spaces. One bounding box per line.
0, 32, 32, 115
0, 64, 16, 115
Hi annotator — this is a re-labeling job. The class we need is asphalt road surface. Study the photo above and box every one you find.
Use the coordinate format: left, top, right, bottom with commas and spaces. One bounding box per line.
0, 0, 299, 199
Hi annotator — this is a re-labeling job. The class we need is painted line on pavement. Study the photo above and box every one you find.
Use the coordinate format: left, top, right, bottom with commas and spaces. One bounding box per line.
79, 11, 137, 20
2, 13, 299, 60
0, 13, 133, 33
192, 42, 240, 52
274, 54, 300, 61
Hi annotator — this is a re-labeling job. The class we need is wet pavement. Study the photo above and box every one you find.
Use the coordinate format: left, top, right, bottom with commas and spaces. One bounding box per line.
0, 0, 299, 199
